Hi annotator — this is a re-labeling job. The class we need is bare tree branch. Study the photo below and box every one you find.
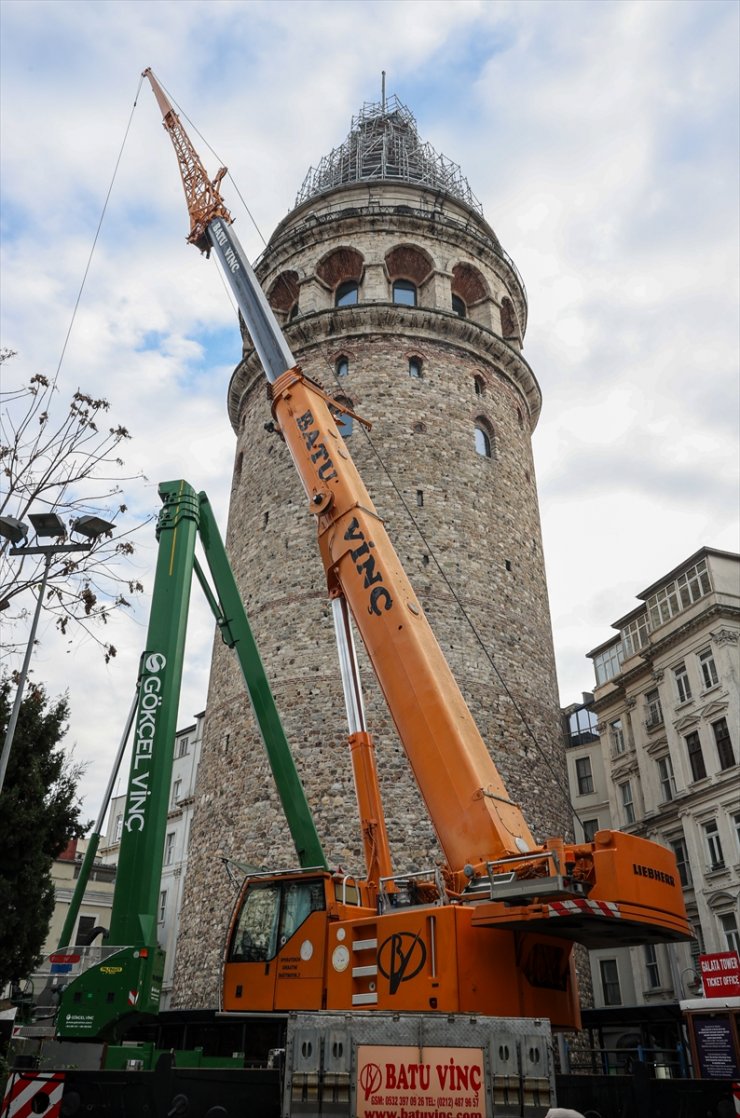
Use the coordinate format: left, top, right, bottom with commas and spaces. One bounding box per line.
1, 351, 152, 662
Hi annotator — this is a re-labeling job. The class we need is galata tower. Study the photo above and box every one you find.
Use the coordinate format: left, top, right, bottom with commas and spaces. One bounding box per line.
174, 95, 567, 1006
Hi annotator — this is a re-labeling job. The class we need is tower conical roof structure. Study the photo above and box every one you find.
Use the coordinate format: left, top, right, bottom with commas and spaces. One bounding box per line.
296, 95, 483, 215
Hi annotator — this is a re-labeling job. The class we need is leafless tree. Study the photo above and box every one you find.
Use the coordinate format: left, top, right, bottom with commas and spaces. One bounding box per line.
0, 350, 149, 663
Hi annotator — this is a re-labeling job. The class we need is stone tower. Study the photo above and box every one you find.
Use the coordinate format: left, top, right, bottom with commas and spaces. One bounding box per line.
173, 96, 568, 1007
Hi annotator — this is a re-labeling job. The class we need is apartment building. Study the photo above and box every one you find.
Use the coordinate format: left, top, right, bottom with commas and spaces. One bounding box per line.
565, 548, 739, 1061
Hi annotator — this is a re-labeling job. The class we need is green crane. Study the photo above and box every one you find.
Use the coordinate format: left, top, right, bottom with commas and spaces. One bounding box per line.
56, 480, 325, 1041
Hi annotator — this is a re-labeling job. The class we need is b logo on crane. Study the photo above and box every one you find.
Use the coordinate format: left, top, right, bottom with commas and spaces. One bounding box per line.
378, 931, 427, 994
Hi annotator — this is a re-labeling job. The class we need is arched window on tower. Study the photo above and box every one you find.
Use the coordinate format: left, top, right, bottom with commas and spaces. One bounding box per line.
451, 263, 488, 319
335, 281, 359, 307
332, 397, 354, 439
500, 297, 521, 342
335, 355, 349, 378
473, 375, 485, 397
473, 417, 495, 459
385, 245, 432, 307
267, 271, 300, 320
408, 356, 423, 379
393, 279, 417, 306
316, 247, 364, 307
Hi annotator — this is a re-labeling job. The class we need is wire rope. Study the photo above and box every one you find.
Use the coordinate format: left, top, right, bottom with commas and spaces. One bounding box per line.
52, 72, 146, 388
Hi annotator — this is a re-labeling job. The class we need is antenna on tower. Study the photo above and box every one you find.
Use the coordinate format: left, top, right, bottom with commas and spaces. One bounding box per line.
381, 71, 386, 112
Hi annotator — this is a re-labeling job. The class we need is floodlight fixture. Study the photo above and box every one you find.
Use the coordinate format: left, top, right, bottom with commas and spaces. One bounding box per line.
71, 515, 116, 540
0, 516, 29, 545
29, 511, 66, 538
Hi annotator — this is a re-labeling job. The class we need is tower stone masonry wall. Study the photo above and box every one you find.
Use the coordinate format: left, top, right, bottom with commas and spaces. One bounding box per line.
172, 115, 570, 1008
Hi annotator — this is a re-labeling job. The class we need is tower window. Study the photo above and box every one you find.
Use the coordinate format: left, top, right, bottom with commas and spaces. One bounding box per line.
473, 419, 494, 459
336, 356, 349, 378
335, 281, 359, 307
474, 427, 491, 457
267, 270, 299, 315
501, 297, 520, 341
473, 376, 485, 397
393, 280, 417, 306
408, 357, 423, 379
416, 490, 424, 507
452, 295, 466, 317
333, 397, 354, 439
288, 302, 300, 321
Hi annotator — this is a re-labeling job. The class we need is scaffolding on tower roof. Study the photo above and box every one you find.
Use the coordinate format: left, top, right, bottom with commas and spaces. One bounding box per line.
296, 95, 484, 215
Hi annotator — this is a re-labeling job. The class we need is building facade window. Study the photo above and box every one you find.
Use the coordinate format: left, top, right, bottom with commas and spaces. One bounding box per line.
685, 732, 707, 782
575, 756, 594, 795
336, 356, 349, 377
712, 717, 735, 771
657, 755, 676, 802
177, 736, 189, 758
644, 944, 661, 989
720, 913, 740, 956
164, 831, 176, 867
610, 719, 626, 755
690, 922, 706, 975
474, 425, 492, 458
593, 642, 623, 686
670, 837, 691, 888
703, 819, 724, 871
621, 613, 650, 657
408, 357, 423, 378
335, 280, 359, 306
645, 689, 663, 728
674, 663, 692, 704
75, 915, 98, 946
159, 890, 167, 924
114, 814, 123, 842
733, 811, 740, 856
599, 959, 622, 1006
567, 707, 599, 745
698, 648, 719, 690
619, 780, 635, 824
392, 279, 417, 306
646, 558, 711, 629
583, 818, 599, 842
171, 779, 181, 808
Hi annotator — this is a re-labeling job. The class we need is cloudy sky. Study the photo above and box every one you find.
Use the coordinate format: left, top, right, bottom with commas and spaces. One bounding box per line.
1, 0, 738, 820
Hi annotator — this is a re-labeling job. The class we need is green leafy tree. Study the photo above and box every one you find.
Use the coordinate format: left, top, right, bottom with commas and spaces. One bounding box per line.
0, 677, 89, 989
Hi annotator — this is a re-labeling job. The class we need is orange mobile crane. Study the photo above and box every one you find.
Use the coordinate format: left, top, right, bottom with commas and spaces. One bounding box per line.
143, 68, 691, 1034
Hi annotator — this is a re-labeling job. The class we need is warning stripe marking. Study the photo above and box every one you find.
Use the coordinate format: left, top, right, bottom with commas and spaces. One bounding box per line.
547, 898, 621, 919
1, 1072, 64, 1118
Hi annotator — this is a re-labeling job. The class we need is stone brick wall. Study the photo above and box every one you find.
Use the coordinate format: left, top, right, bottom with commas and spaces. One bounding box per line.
172, 181, 569, 1008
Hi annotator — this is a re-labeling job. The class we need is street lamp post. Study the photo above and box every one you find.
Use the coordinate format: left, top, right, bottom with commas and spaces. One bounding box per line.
0, 510, 115, 793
